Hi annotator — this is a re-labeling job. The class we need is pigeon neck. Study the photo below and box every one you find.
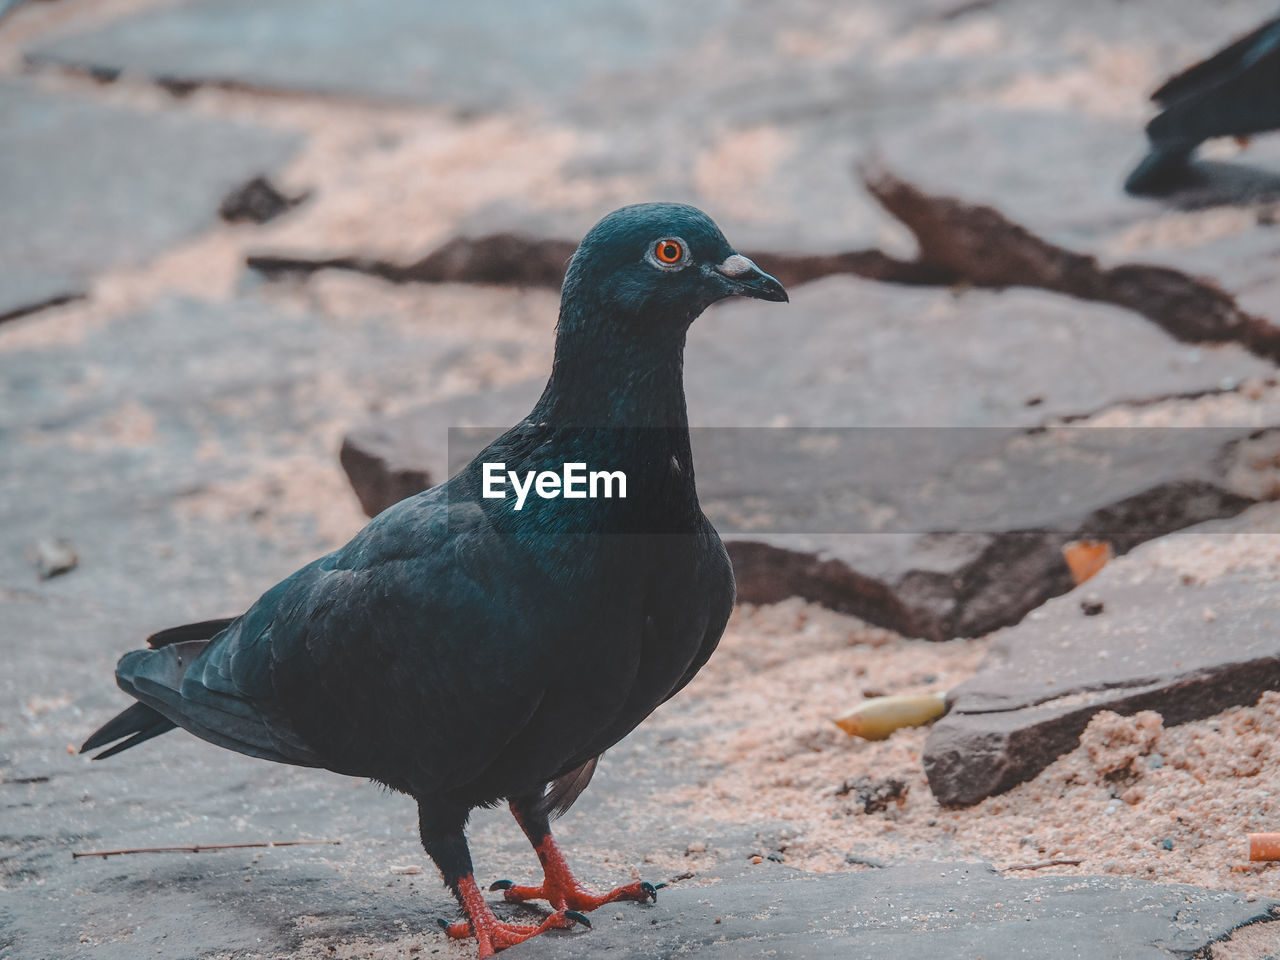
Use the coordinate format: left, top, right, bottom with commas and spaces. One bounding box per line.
532, 322, 691, 431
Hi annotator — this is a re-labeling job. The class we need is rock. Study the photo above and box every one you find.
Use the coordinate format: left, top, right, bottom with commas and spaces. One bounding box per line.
25, 537, 78, 580
340, 277, 1279, 638
339, 381, 541, 518
836, 774, 909, 814
218, 175, 305, 224
923, 502, 1280, 806
0, 80, 298, 321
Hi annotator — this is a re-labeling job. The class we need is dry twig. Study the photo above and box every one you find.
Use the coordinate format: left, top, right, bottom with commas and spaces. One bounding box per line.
1002, 858, 1084, 871
71, 840, 339, 860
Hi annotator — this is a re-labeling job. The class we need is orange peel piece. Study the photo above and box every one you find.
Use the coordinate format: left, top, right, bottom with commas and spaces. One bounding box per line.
1063, 540, 1112, 586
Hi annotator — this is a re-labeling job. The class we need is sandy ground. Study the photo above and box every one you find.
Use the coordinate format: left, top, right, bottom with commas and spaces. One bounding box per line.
631, 598, 1280, 901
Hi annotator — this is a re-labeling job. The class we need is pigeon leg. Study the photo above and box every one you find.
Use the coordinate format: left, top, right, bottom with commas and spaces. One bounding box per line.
490, 794, 663, 913
418, 800, 585, 957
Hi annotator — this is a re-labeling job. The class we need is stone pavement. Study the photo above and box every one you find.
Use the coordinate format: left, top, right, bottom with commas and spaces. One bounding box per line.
341, 277, 1280, 641
4, 0, 1280, 957
925, 503, 1280, 806
0, 79, 298, 321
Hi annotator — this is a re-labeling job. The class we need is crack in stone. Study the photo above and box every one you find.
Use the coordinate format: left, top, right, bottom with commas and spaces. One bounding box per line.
246, 235, 943, 291
860, 164, 1280, 365
246, 165, 1280, 371
0, 292, 85, 326
954, 678, 1170, 716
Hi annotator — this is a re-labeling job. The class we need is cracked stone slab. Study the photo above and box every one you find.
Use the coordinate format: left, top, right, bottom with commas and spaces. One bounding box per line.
0, 291, 544, 615
29, 0, 1280, 263
0, 279, 715, 959
871, 104, 1280, 324
924, 502, 1280, 807
24, 0, 725, 112
341, 276, 1278, 639
40, 0, 1243, 258
0, 79, 298, 322
0, 584, 755, 960
7, 584, 1277, 960
513, 861, 1279, 960
21, 0, 876, 253
0, 591, 554, 959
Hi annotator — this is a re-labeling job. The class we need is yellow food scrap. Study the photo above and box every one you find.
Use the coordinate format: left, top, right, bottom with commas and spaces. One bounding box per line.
833, 692, 948, 741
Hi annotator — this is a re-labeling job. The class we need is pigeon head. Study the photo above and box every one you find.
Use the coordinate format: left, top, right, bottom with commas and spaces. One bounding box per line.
536, 203, 788, 427
558, 202, 788, 333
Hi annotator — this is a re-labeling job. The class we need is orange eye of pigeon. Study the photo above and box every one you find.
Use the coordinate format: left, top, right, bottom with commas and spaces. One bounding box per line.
654, 239, 683, 264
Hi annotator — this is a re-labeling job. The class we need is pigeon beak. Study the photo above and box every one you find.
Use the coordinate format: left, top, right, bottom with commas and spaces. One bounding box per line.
714, 254, 789, 303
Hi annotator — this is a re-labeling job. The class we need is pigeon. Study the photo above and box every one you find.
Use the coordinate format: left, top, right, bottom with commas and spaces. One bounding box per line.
1125, 13, 1280, 195
81, 202, 788, 957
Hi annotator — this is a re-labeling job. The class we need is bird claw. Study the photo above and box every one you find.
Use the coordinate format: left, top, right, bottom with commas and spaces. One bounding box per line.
564, 910, 591, 929
489, 878, 514, 892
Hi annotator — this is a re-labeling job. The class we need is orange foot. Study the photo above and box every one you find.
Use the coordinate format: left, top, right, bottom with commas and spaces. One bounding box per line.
441, 874, 588, 957
488, 835, 663, 912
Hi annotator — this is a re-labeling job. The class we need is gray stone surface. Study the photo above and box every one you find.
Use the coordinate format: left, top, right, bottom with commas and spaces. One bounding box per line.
0, 290, 549, 615
0, 587, 689, 959
29, 0, 1280, 263
924, 503, 1280, 806
873, 104, 1280, 326
0, 289, 685, 958
7, 4, 1280, 956
341, 277, 1280, 638
515, 861, 1279, 959
0, 80, 298, 321
24, 0, 723, 112
22, 0, 883, 253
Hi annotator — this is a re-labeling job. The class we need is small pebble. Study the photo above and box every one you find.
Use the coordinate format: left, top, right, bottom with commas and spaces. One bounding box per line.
1080, 598, 1104, 617
389, 864, 422, 875
25, 537, 78, 580
1162, 838, 1175, 851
